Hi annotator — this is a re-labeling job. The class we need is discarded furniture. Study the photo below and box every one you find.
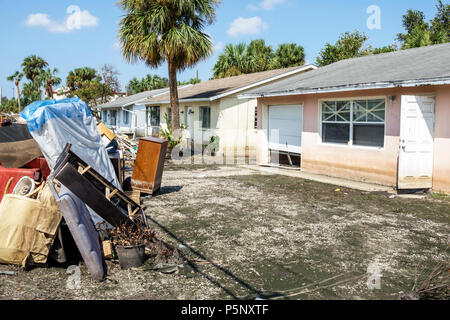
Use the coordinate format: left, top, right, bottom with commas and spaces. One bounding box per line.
0, 158, 50, 203
97, 122, 116, 144
131, 137, 168, 195
109, 151, 122, 186
49, 183, 106, 281
53, 144, 147, 229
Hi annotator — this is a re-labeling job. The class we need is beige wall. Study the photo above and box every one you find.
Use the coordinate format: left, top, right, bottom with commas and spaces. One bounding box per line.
257, 85, 450, 192
217, 97, 257, 154
154, 97, 258, 153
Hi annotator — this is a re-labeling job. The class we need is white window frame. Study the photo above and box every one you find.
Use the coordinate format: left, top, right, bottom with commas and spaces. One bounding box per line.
318, 97, 387, 149
200, 106, 211, 129
122, 110, 130, 125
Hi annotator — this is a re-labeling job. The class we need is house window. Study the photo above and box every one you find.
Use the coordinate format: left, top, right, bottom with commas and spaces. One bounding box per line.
123, 110, 130, 125
148, 106, 160, 127
321, 99, 385, 147
102, 110, 107, 122
200, 106, 211, 129
110, 110, 117, 126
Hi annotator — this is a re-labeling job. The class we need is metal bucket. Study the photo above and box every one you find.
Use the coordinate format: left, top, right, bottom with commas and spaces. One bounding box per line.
116, 244, 146, 269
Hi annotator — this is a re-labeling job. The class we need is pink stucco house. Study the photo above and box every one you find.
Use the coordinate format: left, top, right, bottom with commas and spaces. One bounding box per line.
240, 43, 450, 193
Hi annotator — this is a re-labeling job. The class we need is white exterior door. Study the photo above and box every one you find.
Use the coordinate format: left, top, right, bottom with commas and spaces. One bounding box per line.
398, 95, 435, 189
268, 105, 303, 154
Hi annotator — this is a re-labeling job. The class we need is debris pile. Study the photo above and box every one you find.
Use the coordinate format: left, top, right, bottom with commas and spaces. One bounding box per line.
0, 97, 174, 281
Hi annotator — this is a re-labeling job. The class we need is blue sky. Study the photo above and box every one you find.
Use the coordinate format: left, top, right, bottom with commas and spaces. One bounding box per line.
0, 0, 443, 98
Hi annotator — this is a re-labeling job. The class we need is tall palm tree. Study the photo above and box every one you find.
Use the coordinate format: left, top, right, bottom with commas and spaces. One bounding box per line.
118, 0, 220, 131
7, 71, 23, 112
37, 68, 62, 99
21, 55, 48, 84
213, 43, 248, 78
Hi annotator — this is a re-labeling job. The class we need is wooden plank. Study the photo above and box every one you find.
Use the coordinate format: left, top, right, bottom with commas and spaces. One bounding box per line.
55, 163, 136, 229
80, 165, 92, 175
106, 189, 118, 200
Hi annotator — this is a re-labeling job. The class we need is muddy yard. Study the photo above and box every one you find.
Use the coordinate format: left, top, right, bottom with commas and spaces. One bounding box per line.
0, 164, 449, 300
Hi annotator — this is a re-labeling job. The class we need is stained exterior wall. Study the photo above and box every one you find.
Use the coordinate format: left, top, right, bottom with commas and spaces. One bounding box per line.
257, 85, 450, 192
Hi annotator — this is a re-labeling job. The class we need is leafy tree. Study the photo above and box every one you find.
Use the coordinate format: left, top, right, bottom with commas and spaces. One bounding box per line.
316, 31, 398, 66
316, 31, 371, 66
36, 68, 61, 99
0, 97, 19, 114
397, 1, 449, 49
21, 55, 48, 84
371, 44, 398, 55
6, 71, 23, 112
270, 43, 305, 69
431, 0, 450, 42
118, 0, 220, 131
66, 66, 121, 107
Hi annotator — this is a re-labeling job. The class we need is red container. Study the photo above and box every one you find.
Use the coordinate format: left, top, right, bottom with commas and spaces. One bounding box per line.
0, 157, 50, 202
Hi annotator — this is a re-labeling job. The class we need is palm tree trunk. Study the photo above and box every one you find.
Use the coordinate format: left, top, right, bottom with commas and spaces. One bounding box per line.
15, 81, 21, 113
168, 60, 180, 132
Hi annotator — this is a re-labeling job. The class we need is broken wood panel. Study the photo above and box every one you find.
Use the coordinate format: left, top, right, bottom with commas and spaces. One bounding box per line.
54, 163, 137, 229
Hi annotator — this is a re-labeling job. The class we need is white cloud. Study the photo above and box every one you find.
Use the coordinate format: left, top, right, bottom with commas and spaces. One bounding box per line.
213, 41, 224, 53
227, 17, 268, 38
24, 6, 99, 33
248, 0, 285, 11
112, 41, 121, 50
25, 13, 52, 27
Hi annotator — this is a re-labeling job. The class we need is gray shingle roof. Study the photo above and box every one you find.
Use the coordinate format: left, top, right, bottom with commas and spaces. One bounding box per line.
144, 65, 315, 104
241, 43, 450, 97
95, 87, 172, 109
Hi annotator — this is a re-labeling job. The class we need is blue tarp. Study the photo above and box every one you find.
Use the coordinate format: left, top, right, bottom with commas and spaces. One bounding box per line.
20, 97, 92, 132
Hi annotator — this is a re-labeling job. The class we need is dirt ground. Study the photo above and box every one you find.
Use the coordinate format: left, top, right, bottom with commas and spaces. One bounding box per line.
0, 164, 449, 300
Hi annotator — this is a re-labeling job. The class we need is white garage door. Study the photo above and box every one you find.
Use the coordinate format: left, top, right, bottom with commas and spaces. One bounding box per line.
268, 105, 303, 154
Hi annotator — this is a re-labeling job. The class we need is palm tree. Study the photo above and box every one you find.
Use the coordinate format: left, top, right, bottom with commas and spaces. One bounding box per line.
118, 0, 220, 131
271, 43, 305, 69
213, 43, 248, 78
37, 68, 62, 99
7, 71, 23, 112
246, 39, 273, 73
126, 77, 143, 95
21, 55, 48, 84
142, 75, 169, 91
66, 67, 100, 92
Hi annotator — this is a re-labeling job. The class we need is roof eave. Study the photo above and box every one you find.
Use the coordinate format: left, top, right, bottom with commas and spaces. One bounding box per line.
239, 78, 450, 99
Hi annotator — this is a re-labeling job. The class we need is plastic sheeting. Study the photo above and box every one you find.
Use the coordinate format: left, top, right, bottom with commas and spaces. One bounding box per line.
20, 97, 120, 225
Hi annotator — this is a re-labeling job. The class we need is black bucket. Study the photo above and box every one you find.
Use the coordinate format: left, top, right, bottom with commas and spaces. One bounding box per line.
116, 244, 146, 269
